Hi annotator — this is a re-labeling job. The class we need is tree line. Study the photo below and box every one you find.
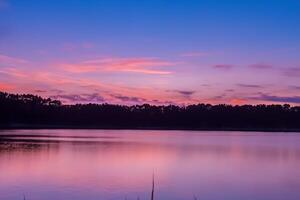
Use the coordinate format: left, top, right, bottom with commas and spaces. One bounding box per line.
0, 91, 300, 130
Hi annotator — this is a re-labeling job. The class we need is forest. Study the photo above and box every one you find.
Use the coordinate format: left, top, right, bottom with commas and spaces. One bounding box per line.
0, 91, 299, 131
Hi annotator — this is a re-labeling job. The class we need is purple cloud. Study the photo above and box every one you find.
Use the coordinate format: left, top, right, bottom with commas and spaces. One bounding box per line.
283, 68, 300, 77
213, 64, 233, 70
166, 90, 196, 99
237, 84, 263, 88
251, 94, 300, 104
248, 63, 273, 69
289, 86, 300, 90
34, 90, 47, 93
50, 89, 65, 94
150, 99, 175, 105
201, 84, 210, 87
176, 90, 195, 96
50, 93, 105, 103
111, 94, 146, 103
226, 89, 235, 92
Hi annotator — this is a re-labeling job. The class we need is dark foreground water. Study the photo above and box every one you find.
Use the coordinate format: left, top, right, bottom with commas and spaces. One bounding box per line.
0, 130, 300, 200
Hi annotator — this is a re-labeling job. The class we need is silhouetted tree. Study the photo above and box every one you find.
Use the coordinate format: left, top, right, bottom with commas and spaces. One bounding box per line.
0, 91, 299, 130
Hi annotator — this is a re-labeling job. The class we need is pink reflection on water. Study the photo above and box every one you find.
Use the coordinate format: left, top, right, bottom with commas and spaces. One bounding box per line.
0, 130, 300, 200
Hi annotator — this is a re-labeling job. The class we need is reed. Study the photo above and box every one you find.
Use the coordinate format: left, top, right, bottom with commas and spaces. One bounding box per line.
151, 173, 154, 200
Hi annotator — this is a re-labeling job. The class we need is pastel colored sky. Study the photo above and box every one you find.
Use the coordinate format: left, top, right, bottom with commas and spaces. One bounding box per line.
0, 0, 300, 105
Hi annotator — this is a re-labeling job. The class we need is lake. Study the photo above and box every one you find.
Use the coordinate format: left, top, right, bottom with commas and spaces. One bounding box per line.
0, 130, 300, 200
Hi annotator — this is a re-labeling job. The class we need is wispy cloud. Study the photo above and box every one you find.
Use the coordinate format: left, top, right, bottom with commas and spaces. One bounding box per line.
289, 85, 300, 90
48, 89, 179, 105
251, 93, 300, 104
237, 84, 263, 88
111, 94, 146, 103
226, 89, 235, 92
0, 67, 28, 78
176, 90, 195, 96
166, 90, 196, 100
61, 57, 174, 75
283, 67, 300, 77
34, 90, 47, 93
176, 90, 195, 100
248, 63, 273, 69
50, 93, 105, 104
0, 54, 29, 67
213, 64, 233, 70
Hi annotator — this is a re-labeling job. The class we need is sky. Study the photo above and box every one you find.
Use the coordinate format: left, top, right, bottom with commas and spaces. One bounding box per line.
0, 0, 300, 105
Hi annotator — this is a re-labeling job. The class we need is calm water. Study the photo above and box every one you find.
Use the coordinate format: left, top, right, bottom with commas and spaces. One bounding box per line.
0, 130, 300, 200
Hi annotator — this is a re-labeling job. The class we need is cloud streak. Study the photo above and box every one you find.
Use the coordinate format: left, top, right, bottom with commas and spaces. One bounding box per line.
213, 64, 233, 70
283, 68, 300, 77
237, 84, 263, 88
0, 67, 28, 78
111, 94, 146, 104
1, 53, 299, 105
0, 54, 29, 67
248, 63, 273, 69
289, 86, 300, 90
251, 94, 300, 104
50, 93, 105, 104
61, 57, 175, 75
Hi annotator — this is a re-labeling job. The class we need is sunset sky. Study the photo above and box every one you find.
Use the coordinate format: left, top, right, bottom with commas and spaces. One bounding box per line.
0, 0, 300, 105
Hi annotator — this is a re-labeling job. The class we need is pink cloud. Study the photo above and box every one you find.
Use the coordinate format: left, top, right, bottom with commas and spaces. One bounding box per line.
229, 98, 247, 105
61, 57, 174, 75
59, 64, 98, 73
0, 64, 173, 104
0, 82, 15, 91
0, 54, 29, 66
0, 67, 28, 78
2, 53, 298, 105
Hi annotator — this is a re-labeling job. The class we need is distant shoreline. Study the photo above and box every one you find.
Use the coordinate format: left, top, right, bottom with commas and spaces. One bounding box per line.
1, 92, 300, 133
1, 124, 300, 132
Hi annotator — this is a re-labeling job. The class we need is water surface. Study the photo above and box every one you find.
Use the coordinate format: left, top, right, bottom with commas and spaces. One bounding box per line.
0, 130, 300, 200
